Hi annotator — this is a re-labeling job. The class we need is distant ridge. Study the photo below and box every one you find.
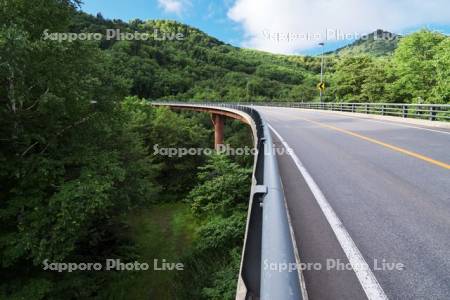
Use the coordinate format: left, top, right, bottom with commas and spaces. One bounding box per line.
326, 29, 400, 56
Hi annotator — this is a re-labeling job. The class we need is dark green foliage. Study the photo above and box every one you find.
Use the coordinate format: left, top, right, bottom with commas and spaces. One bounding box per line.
224, 120, 254, 167
255, 64, 304, 84
189, 155, 251, 218
66, 12, 317, 102
0, 0, 81, 39
63, 12, 450, 104
176, 155, 251, 300
1, 1, 449, 298
0, 2, 226, 298
148, 106, 211, 198
201, 248, 242, 300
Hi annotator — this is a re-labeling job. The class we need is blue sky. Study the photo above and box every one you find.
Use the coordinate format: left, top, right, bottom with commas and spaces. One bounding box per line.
81, 0, 450, 55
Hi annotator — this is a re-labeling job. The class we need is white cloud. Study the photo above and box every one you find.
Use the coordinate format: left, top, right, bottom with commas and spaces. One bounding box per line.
158, 0, 185, 15
227, 0, 450, 53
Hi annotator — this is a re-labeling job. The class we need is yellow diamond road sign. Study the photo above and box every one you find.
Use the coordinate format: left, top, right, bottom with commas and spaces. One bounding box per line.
317, 82, 325, 91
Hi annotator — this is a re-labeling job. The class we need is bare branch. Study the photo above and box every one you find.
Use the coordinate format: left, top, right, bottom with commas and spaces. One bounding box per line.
25, 88, 49, 111
21, 141, 39, 157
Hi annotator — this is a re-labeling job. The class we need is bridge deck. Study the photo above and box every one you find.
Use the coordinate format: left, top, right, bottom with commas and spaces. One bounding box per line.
257, 106, 450, 299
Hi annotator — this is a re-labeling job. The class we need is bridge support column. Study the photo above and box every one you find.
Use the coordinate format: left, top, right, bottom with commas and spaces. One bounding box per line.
212, 113, 224, 149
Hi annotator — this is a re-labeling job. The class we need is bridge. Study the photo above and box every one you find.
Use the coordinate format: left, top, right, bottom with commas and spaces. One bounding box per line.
153, 102, 450, 300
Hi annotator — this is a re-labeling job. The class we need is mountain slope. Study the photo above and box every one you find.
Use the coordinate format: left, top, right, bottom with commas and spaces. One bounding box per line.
328, 29, 400, 56
69, 12, 320, 101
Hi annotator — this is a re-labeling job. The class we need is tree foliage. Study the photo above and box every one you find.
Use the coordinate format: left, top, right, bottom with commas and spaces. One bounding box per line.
0, 2, 223, 298
328, 30, 449, 103
1, 1, 449, 298
180, 155, 251, 299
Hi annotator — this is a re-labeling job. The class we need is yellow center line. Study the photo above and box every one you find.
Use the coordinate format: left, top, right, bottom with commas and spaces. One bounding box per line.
298, 117, 450, 170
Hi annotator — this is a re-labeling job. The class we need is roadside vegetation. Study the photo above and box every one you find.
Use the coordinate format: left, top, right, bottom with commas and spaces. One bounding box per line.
325, 31, 450, 104
1, 0, 449, 299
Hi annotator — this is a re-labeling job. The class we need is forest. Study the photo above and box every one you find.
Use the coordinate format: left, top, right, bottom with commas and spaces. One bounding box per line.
67, 9, 449, 104
0, 0, 448, 299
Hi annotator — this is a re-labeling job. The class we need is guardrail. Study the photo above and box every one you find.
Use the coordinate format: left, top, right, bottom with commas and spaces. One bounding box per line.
240, 102, 450, 122
152, 102, 302, 300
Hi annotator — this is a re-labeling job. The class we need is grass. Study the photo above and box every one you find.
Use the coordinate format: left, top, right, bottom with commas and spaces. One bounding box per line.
101, 202, 197, 300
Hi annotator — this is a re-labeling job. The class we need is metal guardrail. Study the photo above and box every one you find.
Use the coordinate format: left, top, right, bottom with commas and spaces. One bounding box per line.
152, 99, 449, 299
238, 102, 450, 121
151, 102, 302, 300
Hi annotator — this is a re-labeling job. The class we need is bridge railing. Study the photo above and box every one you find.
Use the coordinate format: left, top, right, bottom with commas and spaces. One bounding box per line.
239, 102, 450, 122
151, 102, 303, 300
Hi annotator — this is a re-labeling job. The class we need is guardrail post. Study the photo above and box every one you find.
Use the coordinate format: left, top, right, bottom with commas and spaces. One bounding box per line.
429, 106, 437, 121
365, 104, 369, 114
402, 105, 408, 118
381, 105, 385, 115
351, 104, 355, 113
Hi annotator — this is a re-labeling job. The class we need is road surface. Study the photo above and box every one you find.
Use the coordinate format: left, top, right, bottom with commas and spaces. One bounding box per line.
256, 107, 450, 300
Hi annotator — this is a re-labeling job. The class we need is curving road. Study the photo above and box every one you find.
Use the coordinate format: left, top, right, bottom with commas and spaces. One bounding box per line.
255, 107, 450, 300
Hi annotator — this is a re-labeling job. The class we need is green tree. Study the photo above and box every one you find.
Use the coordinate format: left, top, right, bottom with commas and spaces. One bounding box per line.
148, 107, 210, 198
330, 55, 374, 101
0, 2, 159, 298
390, 30, 446, 103
180, 154, 250, 300
288, 76, 318, 102
360, 58, 396, 102
189, 155, 250, 218
431, 37, 450, 104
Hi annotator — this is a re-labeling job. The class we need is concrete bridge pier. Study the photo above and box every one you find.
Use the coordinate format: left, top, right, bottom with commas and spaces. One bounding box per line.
212, 113, 224, 149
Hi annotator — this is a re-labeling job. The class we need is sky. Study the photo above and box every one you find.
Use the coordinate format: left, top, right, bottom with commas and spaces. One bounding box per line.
81, 0, 450, 55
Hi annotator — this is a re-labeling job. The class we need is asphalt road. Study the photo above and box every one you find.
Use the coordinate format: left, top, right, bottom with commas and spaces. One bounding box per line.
255, 107, 450, 300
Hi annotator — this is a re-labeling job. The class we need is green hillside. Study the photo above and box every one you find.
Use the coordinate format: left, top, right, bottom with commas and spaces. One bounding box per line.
69, 12, 320, 102
69, 14, 449, 104
67, 14, 450, 104
329, 29, 400, 56
1, 1, 449, 299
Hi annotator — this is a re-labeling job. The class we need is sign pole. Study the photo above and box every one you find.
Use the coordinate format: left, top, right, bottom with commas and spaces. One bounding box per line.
319, 42, 325, 103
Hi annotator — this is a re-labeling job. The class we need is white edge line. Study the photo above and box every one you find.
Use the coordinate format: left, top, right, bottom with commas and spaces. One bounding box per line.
269, 124, 388, 300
